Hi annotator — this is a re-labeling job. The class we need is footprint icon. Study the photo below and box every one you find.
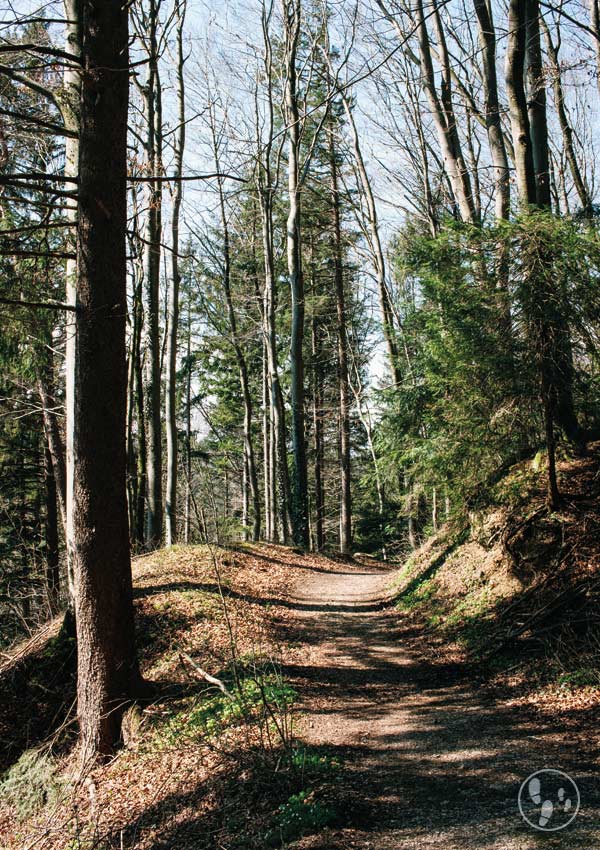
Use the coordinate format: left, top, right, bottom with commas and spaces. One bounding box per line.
558, 787, 572, 812
539, 799, 554, 827
520, 770, 579, 831
528, 777, 542, 805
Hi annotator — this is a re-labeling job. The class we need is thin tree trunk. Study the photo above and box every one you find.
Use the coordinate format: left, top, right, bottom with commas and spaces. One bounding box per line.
134, 316, 147, 546
473, 0, 510, 221
541, 18, 592, 216
165, 0, 186, 547
329, 123, 352, 555
257, 6, 292, 542
44, 443, 60, 612
259, 187, 292, 543
142, 0, 163, 548
281, 0, 308, 548
184, 289, 192, 544
209, 102, 261, 542
311, 315, 325, 552
415, 0, 477, 223
37, 373, 67, 537
74, 0, 141, 760
591, 0, 600, 98
262, 341, 273, 541
62, 0, 80, 609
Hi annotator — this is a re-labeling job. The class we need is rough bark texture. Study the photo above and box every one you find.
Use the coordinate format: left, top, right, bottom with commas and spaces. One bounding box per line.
74, 0, 141, 760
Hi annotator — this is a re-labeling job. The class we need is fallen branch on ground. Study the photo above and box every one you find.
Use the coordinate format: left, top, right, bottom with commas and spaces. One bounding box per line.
178, 651, 234, 700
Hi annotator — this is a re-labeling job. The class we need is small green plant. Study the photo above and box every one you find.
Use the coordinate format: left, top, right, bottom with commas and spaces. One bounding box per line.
165, 673, 297, 743
290, 747, 340, 775
265, 790, 338, 845
0, 748, 67, 819
556, 668, 599, 690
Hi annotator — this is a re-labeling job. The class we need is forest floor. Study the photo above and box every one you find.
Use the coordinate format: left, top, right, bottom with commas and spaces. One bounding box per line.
1, 450, 600, 849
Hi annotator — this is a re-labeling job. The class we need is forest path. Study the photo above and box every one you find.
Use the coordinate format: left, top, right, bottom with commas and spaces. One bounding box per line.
283, 556, 598, 849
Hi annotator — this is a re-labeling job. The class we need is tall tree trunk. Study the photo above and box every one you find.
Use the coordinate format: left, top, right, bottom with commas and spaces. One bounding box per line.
165, 0, 187, 547
282, 0, 308, 549
62, 0, 80, 609
258, 182, 291, 543
184, 288, 192, 544
142, 0, 163, 548
134, 315, 147, 545
329, 123, 352, 555
262, 341, 274, 541
74, 0, 141, 760
311, 314, 325, 552
257, 1, 292, 543
415, 0, 477, 223
506, 0, 580, 507
473, 0, 510, 221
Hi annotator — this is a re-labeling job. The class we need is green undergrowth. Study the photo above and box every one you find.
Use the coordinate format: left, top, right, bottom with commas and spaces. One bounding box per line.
264, 789, 339, 846
161, 666, 297, 746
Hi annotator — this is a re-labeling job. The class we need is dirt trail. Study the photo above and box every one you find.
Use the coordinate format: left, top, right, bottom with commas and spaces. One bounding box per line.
284, 558, 599, 849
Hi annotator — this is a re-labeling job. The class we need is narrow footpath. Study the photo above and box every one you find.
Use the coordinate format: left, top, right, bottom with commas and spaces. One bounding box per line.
283, 557, 598, 849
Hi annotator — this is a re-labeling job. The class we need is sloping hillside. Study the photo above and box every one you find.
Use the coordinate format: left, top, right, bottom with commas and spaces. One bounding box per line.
392, 443, 600, 710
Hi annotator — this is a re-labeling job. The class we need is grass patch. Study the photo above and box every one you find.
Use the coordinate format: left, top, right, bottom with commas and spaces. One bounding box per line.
0, 748, 68, 819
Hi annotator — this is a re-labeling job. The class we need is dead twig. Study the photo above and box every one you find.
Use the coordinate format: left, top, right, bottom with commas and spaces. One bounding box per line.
178, 651, 234, 700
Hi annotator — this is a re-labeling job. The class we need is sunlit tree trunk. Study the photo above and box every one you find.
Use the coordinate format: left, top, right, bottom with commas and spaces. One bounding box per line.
281, 0, 309, 548
473, 0, 510, 221
62, 0, 80, 609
